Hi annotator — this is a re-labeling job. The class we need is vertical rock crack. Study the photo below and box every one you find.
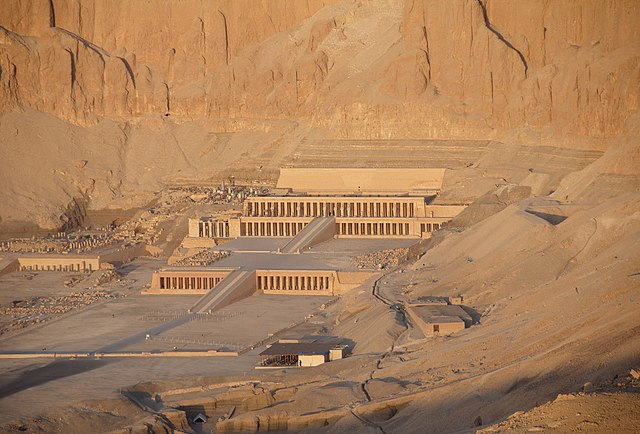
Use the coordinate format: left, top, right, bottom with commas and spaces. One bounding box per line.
476, 0, 528, 76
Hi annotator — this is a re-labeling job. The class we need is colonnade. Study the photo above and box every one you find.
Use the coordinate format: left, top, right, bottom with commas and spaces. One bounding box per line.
245, 198, 419, 218
198, 220, 230, 238
419, 222, 441, 233
232, 218, 450, 237
240, 218, 446, 238
257, 273, 333, 292
337, 221, 412, 236
19, 262, 93, 272
158, 273, 226, 290
191, 197, 458, 240
242, 220, 308, 237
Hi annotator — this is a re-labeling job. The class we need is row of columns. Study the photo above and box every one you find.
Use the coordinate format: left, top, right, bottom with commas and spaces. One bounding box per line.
243, 221, 307, 237
159, 275, 224, 290
420, 223, 441, 233
246, 200, 416, 218
240, 219, 443, 237
241, 219, 443, 237
199, 221, 230, 238
20, 263, 93, 272
338, 222, 412, 236
257, 274, 332, 291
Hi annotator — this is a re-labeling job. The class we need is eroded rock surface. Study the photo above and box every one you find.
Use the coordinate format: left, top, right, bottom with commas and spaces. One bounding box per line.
1, 0, 639, 230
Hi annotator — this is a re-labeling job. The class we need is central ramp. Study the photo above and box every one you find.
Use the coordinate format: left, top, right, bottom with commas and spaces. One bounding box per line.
281, 217, 336, 253
189, 270, 256, 314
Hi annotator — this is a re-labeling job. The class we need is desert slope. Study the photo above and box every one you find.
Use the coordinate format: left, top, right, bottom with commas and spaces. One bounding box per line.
202, 177, 640, 433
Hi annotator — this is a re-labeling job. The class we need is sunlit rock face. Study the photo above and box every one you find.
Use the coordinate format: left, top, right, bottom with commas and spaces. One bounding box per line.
0, 0, 639, 229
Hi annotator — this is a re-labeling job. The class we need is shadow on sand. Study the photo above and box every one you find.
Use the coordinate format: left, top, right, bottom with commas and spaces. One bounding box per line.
0, 358, 112, 400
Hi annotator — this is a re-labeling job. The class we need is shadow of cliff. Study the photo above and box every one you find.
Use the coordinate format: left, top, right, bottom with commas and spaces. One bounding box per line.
0, 358, 112, 400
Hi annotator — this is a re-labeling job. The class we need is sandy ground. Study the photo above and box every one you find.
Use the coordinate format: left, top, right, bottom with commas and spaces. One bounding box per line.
0, 234, 401, 428
480, 388, 640, 433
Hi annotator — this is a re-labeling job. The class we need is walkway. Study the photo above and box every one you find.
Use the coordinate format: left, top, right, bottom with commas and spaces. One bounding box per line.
189, 270, 254, 314
281, 217, 335, 253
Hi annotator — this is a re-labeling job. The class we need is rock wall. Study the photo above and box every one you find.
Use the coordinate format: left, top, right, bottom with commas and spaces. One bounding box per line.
1, 0, 638, 136
0, 0, 335, 122
0, 0, 639, 230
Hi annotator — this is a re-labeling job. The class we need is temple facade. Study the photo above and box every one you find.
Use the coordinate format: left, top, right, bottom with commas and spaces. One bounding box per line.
189, 197, 464, 239
151, 168, 466, 299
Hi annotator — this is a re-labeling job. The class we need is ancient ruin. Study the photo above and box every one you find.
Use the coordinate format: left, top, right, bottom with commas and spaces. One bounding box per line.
150, 168, 464, 303
188, 168, 464, 240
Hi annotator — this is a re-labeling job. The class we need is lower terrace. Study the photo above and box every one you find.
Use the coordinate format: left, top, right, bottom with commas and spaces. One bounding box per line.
149, 237, 415, 297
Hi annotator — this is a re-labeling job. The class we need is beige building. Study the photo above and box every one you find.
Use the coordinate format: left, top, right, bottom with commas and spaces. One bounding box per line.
156, 169, 465, 301
150, 268, 232, 293
258, 340, 347, 367
405, 300, 473, 337
149, 267, 374, 296
187, 168, 466, 241
188, 198, 464, 240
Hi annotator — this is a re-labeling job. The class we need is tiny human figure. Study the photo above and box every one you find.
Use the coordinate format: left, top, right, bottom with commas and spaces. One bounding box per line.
298, 360, 302, 367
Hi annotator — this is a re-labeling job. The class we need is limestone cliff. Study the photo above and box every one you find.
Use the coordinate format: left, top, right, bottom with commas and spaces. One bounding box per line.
2, 0, 637, 135
0, 0, 639, 230
0, 0, 335, 122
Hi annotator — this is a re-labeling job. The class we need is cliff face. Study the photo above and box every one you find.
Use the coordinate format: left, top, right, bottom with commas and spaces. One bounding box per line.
0, 0, 335, 122
0, 0, 639, 229
1, 0, 638, 136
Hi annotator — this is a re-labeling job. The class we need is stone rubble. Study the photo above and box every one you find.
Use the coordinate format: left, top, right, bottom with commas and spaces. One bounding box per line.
0, 291, 116, 336
354, 248, 409, 270
0, 185, 259, 257
173, 249, 230, 267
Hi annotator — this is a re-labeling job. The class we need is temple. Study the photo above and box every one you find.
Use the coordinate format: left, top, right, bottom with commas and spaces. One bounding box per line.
188, 168, 465, 241
150, 168, 466, 305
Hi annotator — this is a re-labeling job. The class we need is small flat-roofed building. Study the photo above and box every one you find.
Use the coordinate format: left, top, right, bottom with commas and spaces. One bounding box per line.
406, 303, 473, 337
259, 341, 346, 367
